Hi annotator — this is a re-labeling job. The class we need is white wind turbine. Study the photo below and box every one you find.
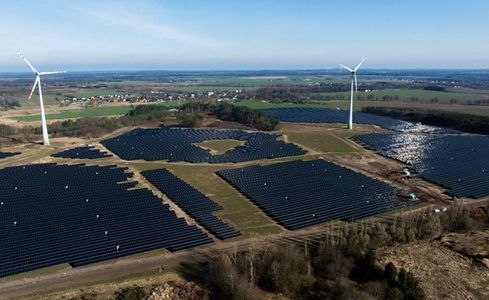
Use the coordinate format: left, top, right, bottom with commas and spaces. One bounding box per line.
340, 58, 365, 130
18, 52, 66, 145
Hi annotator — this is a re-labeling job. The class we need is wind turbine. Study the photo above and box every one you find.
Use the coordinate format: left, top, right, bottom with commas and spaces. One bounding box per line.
340, 58, 365, 130
18, 52, 66, 145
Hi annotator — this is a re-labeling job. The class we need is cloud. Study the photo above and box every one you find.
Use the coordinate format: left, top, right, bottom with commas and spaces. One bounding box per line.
65, 2, 217, 48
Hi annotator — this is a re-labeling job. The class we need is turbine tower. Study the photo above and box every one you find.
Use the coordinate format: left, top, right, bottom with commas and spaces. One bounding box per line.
18, 52, 66, 145
340, 59, 365, 130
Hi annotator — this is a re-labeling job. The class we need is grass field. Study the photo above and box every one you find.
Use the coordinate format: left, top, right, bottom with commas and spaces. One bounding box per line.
196, 139, 244, 154
19, 94, 62, 107
13, 106, 133, 121
12, 101, 186, 122
0, 263, 72, 284
130, 162, 283, 237
315, 88, 489, 102
281, 123, 374, 154
286, 131, 358, 153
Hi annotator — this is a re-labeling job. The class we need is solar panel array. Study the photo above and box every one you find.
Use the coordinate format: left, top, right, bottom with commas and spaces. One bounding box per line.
142, 169, 240, 240
0, 151, 21, 160
51, 146, 112, 159
0, 163, 212, 277
217, 159, 418, 230
101, 127, 306, 163
260, 107, 452, 133
352, 133, 489, 198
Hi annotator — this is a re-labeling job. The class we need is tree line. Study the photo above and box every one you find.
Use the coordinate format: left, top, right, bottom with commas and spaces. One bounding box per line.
197, 202, 487, 299
180, 102, 279, 131
0, 102, 278, 146
362, 106, 489, 135
0, 97, 20, 110
0, 104, 174, 144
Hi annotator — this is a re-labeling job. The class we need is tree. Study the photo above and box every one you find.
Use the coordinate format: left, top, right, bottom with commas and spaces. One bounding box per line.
176, 112, 203, 127
397, 268, 408, 290
114, 286, 147, 300
418, 215, 442, 239
386, 287, 405, 300
369, 223, 390, 247
384, 262, 398, 284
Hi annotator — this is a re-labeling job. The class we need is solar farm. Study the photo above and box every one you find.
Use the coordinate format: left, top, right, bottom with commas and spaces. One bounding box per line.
353, 133, 489, 198
51, 146, 112, 159
260, 107, 451, 133
0, 163, 212, 277
142, 168, 241, 240
0, 151, 21, 160
218, 159, 420, 229
1, 111, 483, 285
0, 121, 433, 280
101, 127, 306, 162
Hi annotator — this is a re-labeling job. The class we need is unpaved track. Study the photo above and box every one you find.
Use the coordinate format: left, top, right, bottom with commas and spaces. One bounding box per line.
0, 226, 332, 299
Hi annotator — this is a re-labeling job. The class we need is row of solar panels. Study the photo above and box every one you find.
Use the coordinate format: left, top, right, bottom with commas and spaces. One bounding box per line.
217, 159, 420, 230
260, 107, 453, 133
0, 159, 424, 277
0, 151, 21, 160
352, 133, 489, 198
101, 127, 306, 163
0, 163, 212, 277
142, 168, 240, 240
51, 146, 112, 159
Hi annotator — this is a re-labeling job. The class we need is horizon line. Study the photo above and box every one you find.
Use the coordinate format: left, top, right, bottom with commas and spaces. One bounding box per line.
2, 67, 489, 74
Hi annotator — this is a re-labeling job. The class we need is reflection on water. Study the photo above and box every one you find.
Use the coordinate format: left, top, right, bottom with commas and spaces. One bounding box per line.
353, 133, 489, 198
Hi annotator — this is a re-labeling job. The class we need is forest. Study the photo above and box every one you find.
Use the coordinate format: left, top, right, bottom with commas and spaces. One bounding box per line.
363, 106, 489, 134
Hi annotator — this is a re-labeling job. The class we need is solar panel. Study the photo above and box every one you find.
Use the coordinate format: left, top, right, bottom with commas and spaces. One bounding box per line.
0, 151, 21, 160
217, 159, 419, 230
0, 163, 212, 278
101, 127, 306, 163
259, 107, 452, 133
352, 133, 489, 198
51, 146, 112, 159
142, 169, 240, 240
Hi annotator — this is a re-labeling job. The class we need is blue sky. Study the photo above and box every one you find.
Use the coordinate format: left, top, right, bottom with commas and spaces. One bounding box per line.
1, 0, 488, 71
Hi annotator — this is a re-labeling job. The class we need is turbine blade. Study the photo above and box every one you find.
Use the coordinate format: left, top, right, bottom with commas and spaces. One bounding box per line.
39, 71, 66, 75
339, 64, 353, 72
29, 77, 40, 100
17, 51, 39, 74
354, 58, 366, 72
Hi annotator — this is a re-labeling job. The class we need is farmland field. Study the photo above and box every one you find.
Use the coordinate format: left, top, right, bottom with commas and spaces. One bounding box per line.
12, 106, 132, 121
314, 88, 489, 102
11, 101, 186, 122
259, 99, 489, 116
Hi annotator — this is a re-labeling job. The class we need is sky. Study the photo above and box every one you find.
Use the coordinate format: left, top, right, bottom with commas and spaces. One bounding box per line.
1, 0, 489, 71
